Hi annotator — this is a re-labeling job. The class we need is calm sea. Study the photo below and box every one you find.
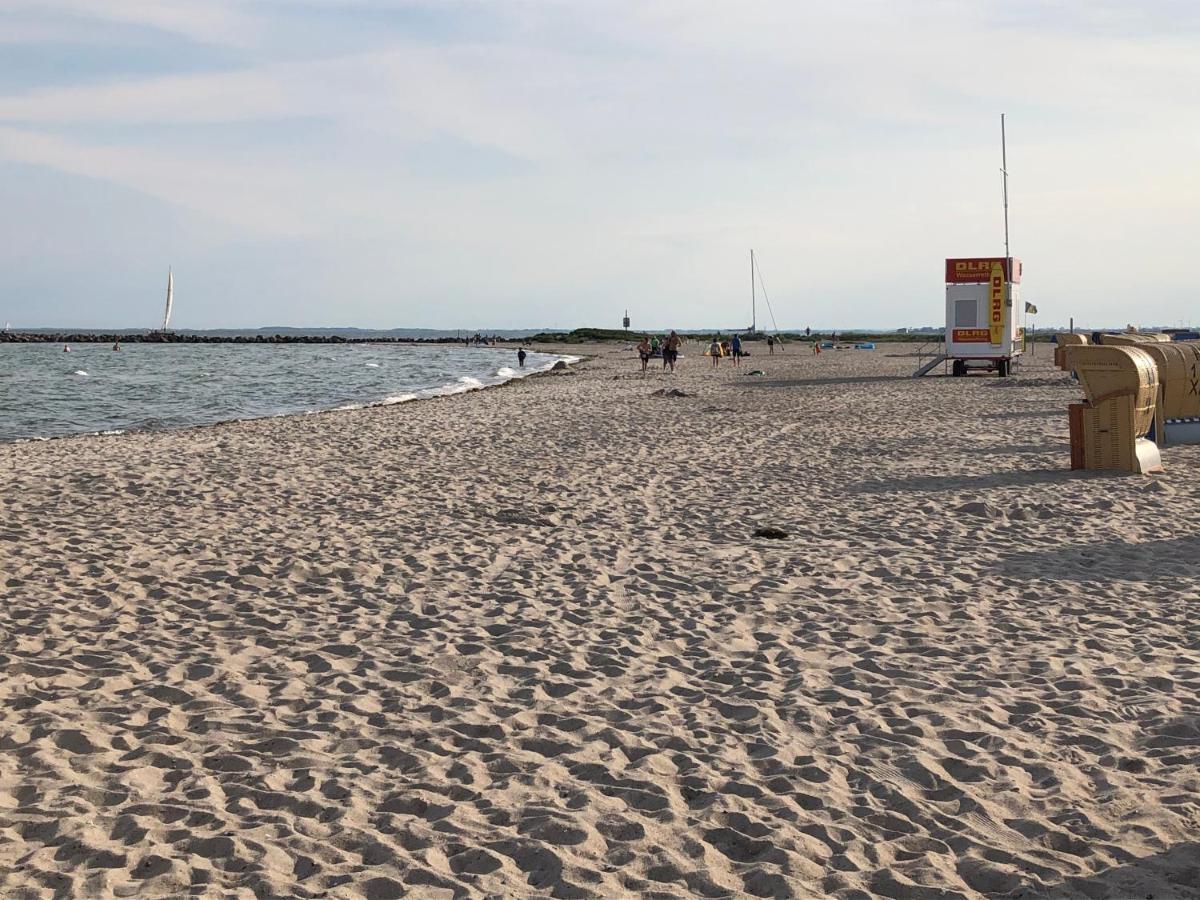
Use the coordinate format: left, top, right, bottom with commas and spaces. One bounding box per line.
0, 342, 573, 442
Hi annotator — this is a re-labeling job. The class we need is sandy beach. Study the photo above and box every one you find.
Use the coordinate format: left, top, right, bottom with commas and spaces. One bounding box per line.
2, 340, 1198, 899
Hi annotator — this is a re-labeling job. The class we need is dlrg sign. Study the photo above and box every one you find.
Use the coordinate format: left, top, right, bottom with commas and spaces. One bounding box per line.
944, 257, 1022, 284
989, 261, 1005, 345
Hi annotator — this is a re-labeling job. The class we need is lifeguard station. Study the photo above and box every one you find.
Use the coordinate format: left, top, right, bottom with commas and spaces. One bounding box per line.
943, 257, 1025, 377
913, 257, 1027, 377
916, 116, 1027, 378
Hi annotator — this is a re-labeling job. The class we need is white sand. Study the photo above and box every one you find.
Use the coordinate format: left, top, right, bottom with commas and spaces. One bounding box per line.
2, 341, 1199, 899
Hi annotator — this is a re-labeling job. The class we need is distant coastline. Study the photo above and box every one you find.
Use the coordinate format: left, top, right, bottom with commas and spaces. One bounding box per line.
0, 330, 527, 345
2, 325, 1155, 347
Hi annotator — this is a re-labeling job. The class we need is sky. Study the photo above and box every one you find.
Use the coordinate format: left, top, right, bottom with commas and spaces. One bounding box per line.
1, 1, 1197, 331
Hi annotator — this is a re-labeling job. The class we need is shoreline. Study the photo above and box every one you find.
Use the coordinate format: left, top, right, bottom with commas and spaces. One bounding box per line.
3, 342, 1198, 898
0, 346, 584, 446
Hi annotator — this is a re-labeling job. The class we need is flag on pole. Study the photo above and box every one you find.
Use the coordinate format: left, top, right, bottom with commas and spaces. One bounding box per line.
1024, 302, 1038, 314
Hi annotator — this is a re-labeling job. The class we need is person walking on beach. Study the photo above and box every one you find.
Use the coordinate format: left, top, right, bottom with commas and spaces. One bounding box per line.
731, 333, 743, 367
517, 347, 527, 368
767, 334, 775, 355
636, 336, 652, 374
664, 330, 682, 373
709, 337, 721, 368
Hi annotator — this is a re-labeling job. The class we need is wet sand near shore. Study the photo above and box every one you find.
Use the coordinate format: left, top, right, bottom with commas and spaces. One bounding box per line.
2, 341, 1199, 898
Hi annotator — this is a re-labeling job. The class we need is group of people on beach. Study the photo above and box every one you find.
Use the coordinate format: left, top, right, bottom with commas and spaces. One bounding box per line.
634, 330, 783, 373
636, 331, 683, 373
708, 334, 750, 368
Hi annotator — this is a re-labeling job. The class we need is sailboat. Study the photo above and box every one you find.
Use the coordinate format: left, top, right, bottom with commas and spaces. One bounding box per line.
162, 268, 174, 332
748, 249, 782, 344
750, 249, 757, 334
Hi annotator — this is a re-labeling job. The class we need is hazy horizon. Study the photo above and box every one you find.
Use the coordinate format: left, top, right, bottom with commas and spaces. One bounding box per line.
6, 321, 1190, 336
2, 2, 1197, 331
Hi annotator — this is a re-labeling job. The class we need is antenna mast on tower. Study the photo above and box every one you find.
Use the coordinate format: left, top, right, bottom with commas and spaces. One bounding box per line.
1001, 114, 1010, 262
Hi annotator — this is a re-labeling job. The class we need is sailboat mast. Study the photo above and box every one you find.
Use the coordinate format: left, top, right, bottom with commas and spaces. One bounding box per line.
751, 249, 756, 333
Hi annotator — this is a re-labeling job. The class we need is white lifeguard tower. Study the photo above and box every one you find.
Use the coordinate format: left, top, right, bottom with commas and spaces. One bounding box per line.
915, 114, 1027, 378
944, 256, 1025, 376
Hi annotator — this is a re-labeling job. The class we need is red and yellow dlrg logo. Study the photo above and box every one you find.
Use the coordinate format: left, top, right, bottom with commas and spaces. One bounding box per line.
989, 261, 1005, 343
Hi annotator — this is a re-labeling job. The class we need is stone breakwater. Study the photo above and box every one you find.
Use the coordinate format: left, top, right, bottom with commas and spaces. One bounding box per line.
0, 332, 499, 345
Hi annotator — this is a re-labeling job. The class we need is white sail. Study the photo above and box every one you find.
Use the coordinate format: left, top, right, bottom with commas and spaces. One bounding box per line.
162, 269, 174, 331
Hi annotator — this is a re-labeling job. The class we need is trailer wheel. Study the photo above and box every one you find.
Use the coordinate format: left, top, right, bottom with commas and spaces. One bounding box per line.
952, 359, 967, 377
997, 359, 1010, 378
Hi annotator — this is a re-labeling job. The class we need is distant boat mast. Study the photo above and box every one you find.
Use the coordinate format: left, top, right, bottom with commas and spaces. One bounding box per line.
749, 251, 783, 340
750, 249, 756, 333
162, 268, 174, 332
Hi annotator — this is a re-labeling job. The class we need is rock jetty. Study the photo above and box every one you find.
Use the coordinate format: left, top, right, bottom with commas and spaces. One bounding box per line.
0, 332, 496, 345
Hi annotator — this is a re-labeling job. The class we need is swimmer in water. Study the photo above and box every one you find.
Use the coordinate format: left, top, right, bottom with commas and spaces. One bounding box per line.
63, 344, 71, 353
113, 341, 121, 351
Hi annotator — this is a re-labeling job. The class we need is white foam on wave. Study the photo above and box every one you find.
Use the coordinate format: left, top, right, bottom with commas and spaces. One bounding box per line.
16, 427, 126, 443
380, 393, 417, 405
496, 366, 517, 378
72, 370, 88, 377
413, 377, 490, 401
365, 362, 381, 368
330, 391, 417, 413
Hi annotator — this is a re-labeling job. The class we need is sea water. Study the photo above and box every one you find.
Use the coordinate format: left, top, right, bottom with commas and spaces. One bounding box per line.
0, 342, 573, 442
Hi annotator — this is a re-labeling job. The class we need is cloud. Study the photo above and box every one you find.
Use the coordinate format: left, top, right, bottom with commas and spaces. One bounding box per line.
2, 0, 262, 46
0, 0, 1198, 328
